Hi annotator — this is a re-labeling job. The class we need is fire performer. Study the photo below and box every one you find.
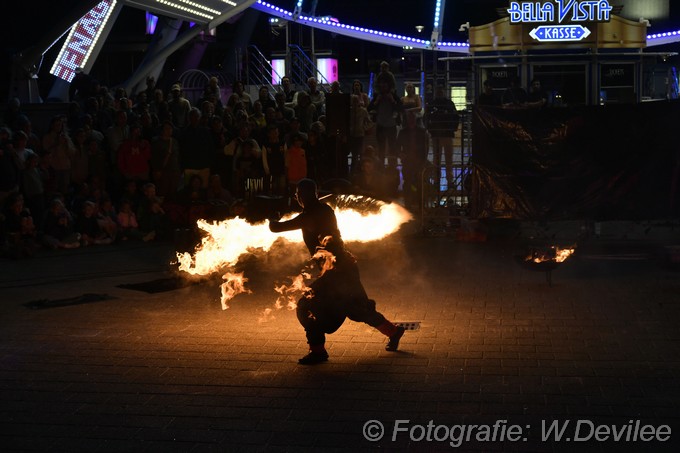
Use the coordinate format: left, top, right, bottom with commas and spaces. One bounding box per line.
268, 178, 405, 364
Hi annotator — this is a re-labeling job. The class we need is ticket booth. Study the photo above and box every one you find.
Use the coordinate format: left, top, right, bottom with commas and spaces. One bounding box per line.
458, 1, 675, 106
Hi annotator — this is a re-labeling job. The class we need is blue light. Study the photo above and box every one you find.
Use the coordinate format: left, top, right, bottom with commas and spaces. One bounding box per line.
255, 0, 469, 49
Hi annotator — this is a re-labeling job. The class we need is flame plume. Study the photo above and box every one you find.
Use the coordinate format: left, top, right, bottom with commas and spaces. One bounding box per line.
175, 195, 413, 310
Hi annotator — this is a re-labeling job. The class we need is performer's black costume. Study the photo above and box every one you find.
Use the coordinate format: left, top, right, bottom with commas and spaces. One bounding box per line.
269, 179, 404, 364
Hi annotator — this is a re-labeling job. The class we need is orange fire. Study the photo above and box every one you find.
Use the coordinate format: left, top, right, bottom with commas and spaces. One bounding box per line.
219, 272, 250, 310
176, 195, 412, 310
274, 271, 313, 311
527, 246, 575, 264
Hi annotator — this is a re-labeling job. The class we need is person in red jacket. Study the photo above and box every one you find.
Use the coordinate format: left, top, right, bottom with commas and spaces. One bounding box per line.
117, 123, 151, 182
268, 178, 405, 364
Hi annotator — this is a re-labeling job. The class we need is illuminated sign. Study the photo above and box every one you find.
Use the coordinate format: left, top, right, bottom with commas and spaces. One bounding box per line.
508, 0, 613, 24
271, 59, 286, 85
50, 0, 117, 83
529, 24, 591, 41
316, 58, 339, 84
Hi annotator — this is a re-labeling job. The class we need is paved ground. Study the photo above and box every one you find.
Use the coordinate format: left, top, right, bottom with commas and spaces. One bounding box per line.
1, 220, 680, 452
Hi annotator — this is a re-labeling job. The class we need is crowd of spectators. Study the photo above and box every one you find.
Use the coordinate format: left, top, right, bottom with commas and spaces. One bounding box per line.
0, 63, 459, 259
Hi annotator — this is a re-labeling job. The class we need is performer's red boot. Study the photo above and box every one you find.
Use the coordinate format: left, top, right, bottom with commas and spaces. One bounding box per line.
377, 322, 406, 351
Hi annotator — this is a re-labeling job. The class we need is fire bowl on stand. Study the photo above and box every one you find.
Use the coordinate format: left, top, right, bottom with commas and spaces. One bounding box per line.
514, 245, 575, 286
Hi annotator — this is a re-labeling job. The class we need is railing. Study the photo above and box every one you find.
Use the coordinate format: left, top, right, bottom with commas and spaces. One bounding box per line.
246, 45, 282, 95
419, 109, 473, 234
177, 69, 231, 106
288, 44, 330, 91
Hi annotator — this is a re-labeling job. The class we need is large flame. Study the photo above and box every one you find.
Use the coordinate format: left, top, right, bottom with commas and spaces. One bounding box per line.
175, 195, 412, 310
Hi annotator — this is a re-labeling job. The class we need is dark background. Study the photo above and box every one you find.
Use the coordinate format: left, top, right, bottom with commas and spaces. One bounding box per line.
2, 1, 680, 100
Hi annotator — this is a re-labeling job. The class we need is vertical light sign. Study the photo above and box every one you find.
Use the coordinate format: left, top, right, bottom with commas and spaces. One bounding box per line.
316, 58, 339, 84
271, 59, 286, 85
50, 0, 117, 83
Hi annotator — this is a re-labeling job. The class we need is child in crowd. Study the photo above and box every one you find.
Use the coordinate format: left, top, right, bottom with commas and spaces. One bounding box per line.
75, 200, 113, 246
116, 199, 142, 241
138, 196, 170, 241
42, 198, 81, 249
97, 197, 118, 241
1, 192, 38, 258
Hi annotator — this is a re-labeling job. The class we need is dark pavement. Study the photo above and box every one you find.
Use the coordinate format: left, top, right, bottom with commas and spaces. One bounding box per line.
1, 220, 680, 452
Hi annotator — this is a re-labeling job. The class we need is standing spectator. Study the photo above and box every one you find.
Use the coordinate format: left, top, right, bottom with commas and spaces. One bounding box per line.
477, 79, 500, 106
117, 124, 151, 182
17, 117, 42, 155
249, 101, 268, 140
66, 101, 84, 132
84, 96, 112, 134
280, 76, 297, 105
69, 67, 96, 105
293, 92, 317, 133
232, 81, 253, 113
10, 131, 33, 171
284, 117, 308, 148
42, 116, 76, 195
179, 108, 214, 189
397, 111, 429, 207
303, 77, 325, 116
234, 139, 263, 200
368, 81, 402, 167
209, 115, 228, 180
203, 76, 222, 105
262, 125, 287, 196
527, 78, 549, 108
86, 135, 108, 189
348, 94, 372, 176
374, 61, 397, 95
274, 91, 295, 122
424, 85, 459, 189
199, 100, 215, 127
4, 98, 24, 132
70, 128, 90, 186
305, 126, 328, 183
285, 133, 307, 193
329, 81, 342, 94
351, 79, 370, 108
223, 123, 253, 194
144, 76, 157, 101
20, 151, 45, 227
148, 89, 168, 123
167, 83, 192, 128
401, 82, 423, 122
0, 128, 19, 205
501, 77, 528, 108
257, 86, 276, 111
150, 120, 181, 197
105, 110, 129, 170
